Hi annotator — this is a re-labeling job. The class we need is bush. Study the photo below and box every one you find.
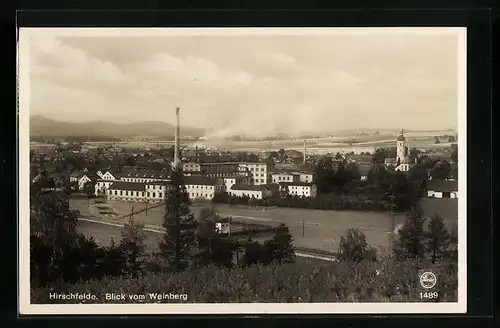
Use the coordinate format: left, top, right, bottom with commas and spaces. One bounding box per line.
31, 257, 457, 303
338, 228, 378, 263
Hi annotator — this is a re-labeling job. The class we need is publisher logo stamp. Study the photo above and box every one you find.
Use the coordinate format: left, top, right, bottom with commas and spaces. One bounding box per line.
419, 271, 437, 289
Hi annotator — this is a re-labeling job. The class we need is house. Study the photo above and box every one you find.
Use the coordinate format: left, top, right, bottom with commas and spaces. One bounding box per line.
228, 184, 273, 199
270, 167, 315, 184
395, 157, 414, 172
107, 181, 149, 202
107, 181, 171, 203
76, 172, 98, 190
222, 176, 252, 192
96, 169, 116, 180
271, 172, 300, 183
427, 179, 458, 199
184, 176, 222, 200
297, 171, 314, 183
106, 175, 221, 203
279, 182, 318, 198
238, 163, 272, 185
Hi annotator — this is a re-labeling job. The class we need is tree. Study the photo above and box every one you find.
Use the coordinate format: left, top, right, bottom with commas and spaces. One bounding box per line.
425, 214, 450, 264
372, 148, 396, 164
30, 190, 99, 287
83, 180, 95, 198
193, 207, 234, 268
265, 224, 295, 264
31, 191, 79, 249
119, 217, 147, 275
314, 156, 336, 193
433, 136, 441, 144
277, 148, 287, 162
159, 168, 199, 271
430, 161, 452, 180
393, 206, 427, 261
338, 228, 377, 262
450, 144, 458, 163
242, 240, 270, 266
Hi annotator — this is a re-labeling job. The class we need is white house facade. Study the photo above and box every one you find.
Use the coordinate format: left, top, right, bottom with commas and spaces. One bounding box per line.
271, 173, 299, 183
228, 184, 273, 199
279, 182, 318, 198
238, 163, 270, 185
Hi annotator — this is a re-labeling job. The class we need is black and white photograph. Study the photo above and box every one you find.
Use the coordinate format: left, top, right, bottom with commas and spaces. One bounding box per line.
18, 27, 466, 314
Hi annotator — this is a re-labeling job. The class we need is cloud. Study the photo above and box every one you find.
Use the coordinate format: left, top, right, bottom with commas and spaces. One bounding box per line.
31, 36, 132, 85
132, 54, 253, 89
259, 52, 297, 65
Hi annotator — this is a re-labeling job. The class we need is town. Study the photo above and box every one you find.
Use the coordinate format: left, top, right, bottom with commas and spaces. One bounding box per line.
30, 107, 459, 257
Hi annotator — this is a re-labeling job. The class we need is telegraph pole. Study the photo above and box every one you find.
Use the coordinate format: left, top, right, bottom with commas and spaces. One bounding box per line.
302, 220, 305, 237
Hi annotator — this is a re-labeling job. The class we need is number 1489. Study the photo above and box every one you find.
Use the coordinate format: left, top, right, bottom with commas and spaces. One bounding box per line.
419, 291, 439, 299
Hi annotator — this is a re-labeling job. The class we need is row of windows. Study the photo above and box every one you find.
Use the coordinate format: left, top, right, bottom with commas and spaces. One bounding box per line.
109, 189, 163, 198
248, 167, 265, 172
252, 179, 265, 183
273, 176, 294, 181
186, 185, 214, 189
190, 193, 214, 198
229, 192, 262, 198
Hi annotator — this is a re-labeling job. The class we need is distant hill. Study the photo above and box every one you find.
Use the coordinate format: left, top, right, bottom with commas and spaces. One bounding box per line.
29, 115, 206, 138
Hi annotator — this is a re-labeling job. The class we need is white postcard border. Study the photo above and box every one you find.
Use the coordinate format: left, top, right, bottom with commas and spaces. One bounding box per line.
18, 27, 467, 315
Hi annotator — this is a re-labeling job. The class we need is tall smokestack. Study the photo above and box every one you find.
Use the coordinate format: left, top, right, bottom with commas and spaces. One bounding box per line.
174, 106, 180, 168
303, 140, 307, 164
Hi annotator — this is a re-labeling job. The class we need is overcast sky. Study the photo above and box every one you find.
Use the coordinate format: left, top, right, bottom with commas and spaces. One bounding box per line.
26, 28, 462, 136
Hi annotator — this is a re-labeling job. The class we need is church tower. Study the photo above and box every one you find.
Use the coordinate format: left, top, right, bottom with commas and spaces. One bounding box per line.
396, 128, 406, 165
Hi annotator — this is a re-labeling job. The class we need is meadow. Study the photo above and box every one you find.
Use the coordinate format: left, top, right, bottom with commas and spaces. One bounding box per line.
70, 197, 458, 253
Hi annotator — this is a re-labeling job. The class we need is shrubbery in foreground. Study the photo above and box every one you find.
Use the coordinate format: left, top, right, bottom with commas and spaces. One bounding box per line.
32, 257, 457, 304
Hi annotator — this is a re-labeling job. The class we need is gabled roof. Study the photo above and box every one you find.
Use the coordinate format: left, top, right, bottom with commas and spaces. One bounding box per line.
109, 181, 146, 191
184, 176, 217, 186
428, 179, 458, 192
230, 184, 269, 192
279, 182, 316, 187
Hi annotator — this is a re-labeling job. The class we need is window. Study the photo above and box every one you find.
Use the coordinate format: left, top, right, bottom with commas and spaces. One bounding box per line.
115, 190, 117, 195
147, 192, 150, 197
261, 168, 264, 171
120, 190, 123, 196
159, 193, 162, 198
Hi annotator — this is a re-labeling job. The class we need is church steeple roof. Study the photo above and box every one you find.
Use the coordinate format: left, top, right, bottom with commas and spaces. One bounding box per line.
397, 128, 405, 142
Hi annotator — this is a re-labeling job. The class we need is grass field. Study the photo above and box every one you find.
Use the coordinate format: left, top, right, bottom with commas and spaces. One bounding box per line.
71, 196, 458, 253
